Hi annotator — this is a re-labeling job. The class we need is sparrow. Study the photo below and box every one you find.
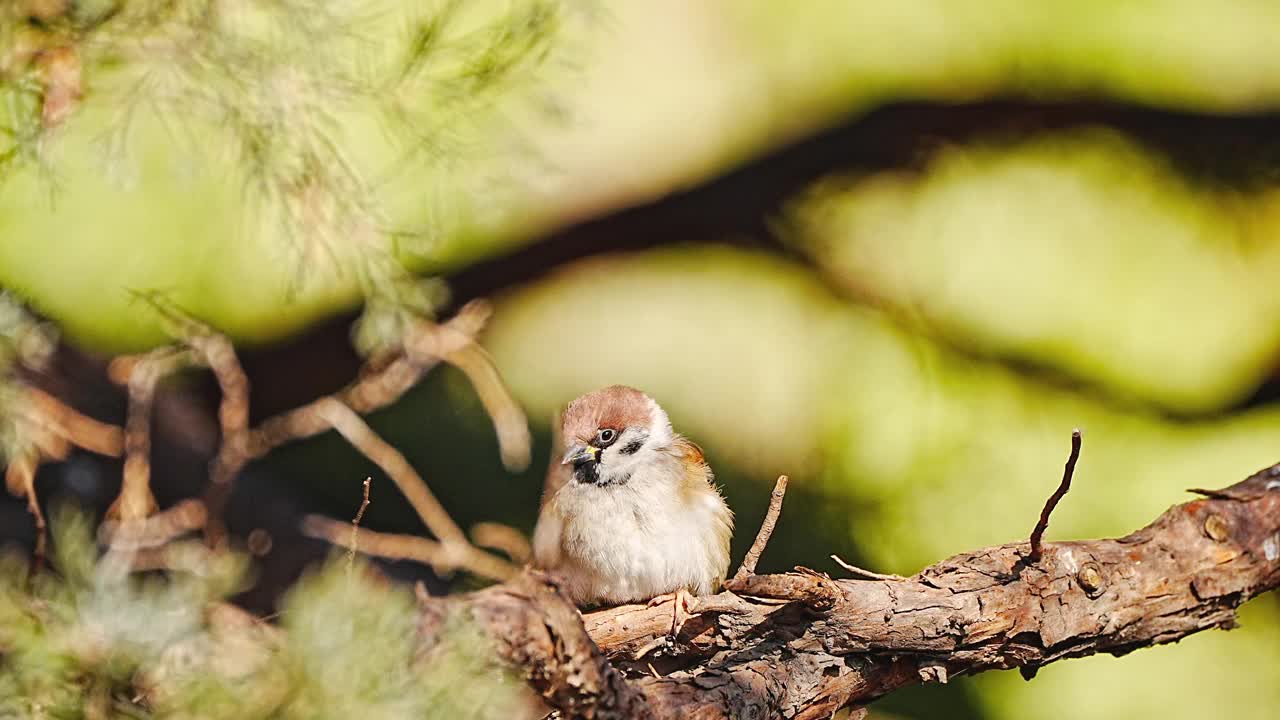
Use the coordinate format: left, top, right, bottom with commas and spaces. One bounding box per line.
532, 385, 733, 633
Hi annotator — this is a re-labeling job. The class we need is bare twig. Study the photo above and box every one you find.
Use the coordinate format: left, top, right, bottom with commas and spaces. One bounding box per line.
246, 300, 494, 459
314, 398, 466, 545
424, 339, 531, 472
301, 514, 516, 582
5, 385, 129, 576
197, 333, 251, 488
200, 300, 501, 544
110, 299, 518, 560
348, 477, 372, 575
178, 329, 250, 548
5, 452, 46, 576
311, 398, 515, 581
121, 299, 478, 543
100, 499, 208, 550
247, 357, 425, 457
470, 521, 532, 564
830, 554, 906, 582
401, 303, 530, 472
108, 349, 191, 522
20, 387, 124, 456
1028, 428, 1083, 562
733, 475, 788, 580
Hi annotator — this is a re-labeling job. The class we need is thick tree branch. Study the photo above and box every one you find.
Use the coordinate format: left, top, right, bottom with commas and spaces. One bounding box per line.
437, 463, 1280, 719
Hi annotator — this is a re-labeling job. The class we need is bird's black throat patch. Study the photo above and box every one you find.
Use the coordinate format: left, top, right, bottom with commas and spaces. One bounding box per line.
572, 459, 631, 487
572, 459, 600, 485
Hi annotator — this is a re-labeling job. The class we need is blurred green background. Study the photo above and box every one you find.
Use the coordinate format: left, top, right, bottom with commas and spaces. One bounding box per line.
4, 1, 1280, 718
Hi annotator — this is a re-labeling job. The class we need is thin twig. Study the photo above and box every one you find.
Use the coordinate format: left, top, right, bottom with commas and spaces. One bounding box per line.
247, 357, 424, 457
195, 332, 252, 548
5, 384, 125, 578
161, 300, 508, 552
301, 514, 516, 582
470, 521, 532, 564
198, 333, 251, 488
20, 387, 124, 456
401, 303, 530, 472
6, 452, 46, 577
348, 477, 372, 576
99, 499, 208, 550
1028, 428, 1083, 562
423, 339, 531, 472
315, 398, 467, 546
246, 300, 493, 459
311, 398, 514, 581
108, 349, 190, 522
733, 475, 789, 581
830, 554, 906, 582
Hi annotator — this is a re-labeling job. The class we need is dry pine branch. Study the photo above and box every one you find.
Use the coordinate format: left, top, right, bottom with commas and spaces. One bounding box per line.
421, 462, 1280, 720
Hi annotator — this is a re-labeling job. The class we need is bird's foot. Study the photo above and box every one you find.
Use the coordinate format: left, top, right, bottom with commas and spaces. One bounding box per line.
648, 588, 698, 637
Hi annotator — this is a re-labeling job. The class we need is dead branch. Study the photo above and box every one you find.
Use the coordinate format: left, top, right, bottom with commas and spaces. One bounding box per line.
733, 474, 788, 580
298, 397, 516, 581
197, 332, 251, 491
5, 451, 45, 575
348, 477, 372, 574
245, 300, 495, 460
20, 386, 124, 456
108, 348, 192, 522
300, 514, 515, 582
314, 398, 467, 548
435, 462, 1280, 720
6, 385, 128, 575
470, 521, 532, 565
1028, 428, 1083, 561
830, 555, 906, 582
422, 339, 531, 472
195, 300, 500, 545
99, 499, 208, 550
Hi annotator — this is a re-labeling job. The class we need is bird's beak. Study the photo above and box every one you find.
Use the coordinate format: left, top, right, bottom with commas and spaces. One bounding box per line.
561, 443, 599, 466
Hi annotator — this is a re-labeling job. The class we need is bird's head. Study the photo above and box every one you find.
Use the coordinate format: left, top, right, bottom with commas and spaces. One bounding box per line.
559, 385, 673, 487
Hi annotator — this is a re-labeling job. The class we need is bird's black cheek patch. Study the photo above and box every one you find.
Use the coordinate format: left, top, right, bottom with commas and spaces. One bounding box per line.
619, 439, 644, 455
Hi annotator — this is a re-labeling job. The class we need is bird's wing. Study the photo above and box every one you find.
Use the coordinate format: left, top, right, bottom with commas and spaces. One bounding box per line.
671, 436, 714, 485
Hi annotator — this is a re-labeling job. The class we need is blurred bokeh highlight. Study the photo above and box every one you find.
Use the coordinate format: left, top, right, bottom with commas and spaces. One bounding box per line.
3, 1, 1280, 718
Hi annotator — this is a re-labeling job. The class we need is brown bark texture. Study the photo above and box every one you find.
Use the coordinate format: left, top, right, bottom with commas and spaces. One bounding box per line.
424, 463, 1280, 719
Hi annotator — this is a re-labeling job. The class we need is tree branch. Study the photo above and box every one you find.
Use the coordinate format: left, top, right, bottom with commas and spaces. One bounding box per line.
434, 462, 1280, 719
733, 474, 788, 580
1028, 428, 1082, 562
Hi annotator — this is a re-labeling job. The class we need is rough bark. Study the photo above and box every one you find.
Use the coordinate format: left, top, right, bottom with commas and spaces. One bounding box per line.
430, 463, 1280, 719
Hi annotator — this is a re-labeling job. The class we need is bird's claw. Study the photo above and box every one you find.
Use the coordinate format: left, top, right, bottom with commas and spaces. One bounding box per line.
649, 588, 698, 637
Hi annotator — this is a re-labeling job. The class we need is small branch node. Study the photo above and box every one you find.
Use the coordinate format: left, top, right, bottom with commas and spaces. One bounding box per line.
347, 477, 372, 575
1028, 428, 1083, 562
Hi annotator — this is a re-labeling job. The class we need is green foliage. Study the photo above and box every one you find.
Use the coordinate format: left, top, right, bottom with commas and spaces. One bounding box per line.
0, 293, 56, 466
0, 292, 56, 374
0, 510, 523, 718
0, 508, 247, 718
1, 0, 577, 349
276, 561, 525, 720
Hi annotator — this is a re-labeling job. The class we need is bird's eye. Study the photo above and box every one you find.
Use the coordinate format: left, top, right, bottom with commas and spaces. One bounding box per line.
596, 428, 617, 447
